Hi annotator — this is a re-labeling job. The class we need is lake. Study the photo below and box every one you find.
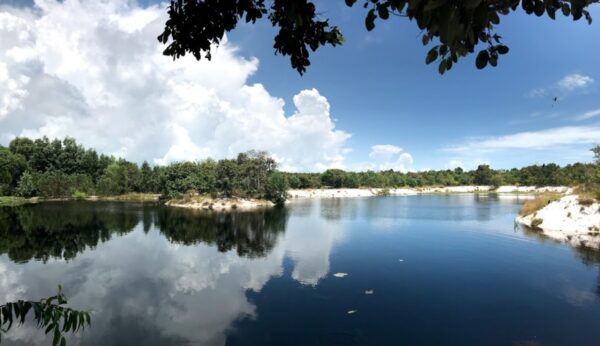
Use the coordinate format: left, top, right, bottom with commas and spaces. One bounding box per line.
2, 195, 600, 345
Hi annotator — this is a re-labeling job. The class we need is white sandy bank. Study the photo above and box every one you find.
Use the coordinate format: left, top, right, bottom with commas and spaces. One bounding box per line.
516, 195, 600, 248
288, 186, 570, 199
166, 197, 273, 211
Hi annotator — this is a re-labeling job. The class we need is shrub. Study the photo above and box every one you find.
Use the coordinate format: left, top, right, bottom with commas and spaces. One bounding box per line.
531, 218, 544, 228
72, 191, 87, 200
578, 197, 595, 207
376, 188, 391, 196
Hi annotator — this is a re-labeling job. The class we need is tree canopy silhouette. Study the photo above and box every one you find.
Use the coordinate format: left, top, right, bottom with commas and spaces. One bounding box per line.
158, 0, 596, 74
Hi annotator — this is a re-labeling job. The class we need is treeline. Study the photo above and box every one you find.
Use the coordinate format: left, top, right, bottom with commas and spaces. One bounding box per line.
1, 137, 598, 202
0, 137, 288, 204
285, 162, 599, 189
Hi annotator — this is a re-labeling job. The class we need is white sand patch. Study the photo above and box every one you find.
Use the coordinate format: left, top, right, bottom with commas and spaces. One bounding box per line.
287, 186, 570, 199
496, 186, 571, 193
516, 195, 600, 248
166, 197, 273, 211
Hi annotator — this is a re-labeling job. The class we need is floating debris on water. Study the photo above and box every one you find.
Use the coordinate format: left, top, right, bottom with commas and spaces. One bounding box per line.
365, 289, 374, 295
347, 310, 357, 314
333, 272, 348, 278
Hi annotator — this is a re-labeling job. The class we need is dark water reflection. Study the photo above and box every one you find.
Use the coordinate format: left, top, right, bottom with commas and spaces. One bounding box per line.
1, 195, 600, 345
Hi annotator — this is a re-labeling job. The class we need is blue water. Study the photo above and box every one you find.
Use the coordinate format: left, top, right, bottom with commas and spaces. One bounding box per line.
1, 194, 600, 345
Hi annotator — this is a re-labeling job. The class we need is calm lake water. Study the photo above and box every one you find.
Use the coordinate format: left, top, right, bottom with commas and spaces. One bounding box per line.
2, 195, 600, 345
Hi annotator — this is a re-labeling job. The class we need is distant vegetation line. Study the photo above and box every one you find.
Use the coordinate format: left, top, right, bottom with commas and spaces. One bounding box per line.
0, 137, 599, 203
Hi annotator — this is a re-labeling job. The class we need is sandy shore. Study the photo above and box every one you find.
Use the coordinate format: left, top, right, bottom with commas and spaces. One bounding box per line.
166, 197, 273, 211
165, 185, 573, 212
516, 195, 600, 248
288, 186, 571, 199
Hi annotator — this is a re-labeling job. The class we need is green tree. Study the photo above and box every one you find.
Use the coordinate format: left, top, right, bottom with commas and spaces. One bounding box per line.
321, 169, 346, 188
0, 147, 27, 195
96, 162, 130, 195
593, 145, 600, 164
197, 159, 217, 193
8, 137, 35, 162
159, 161, 202, 197
473, 164, 493, 185
16, 171, 37, 197
237, 151, 276, 197
265, 171, 289, 206
140, 161, 159, 193
216, 159, 239, 197
159, 0, 595, 75
343, 172, 360, 188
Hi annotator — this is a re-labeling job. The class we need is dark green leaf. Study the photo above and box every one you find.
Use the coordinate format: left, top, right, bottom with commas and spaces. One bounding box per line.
425, 47, 439, 64
377, 5, 390, 20
490, 12, 500, 24
534, 1, 545, 16
53, 326, 60, 346
365, 9, 376, 31
438, 60, 447, 74
496, 45, 509, 54
475, 50, 489, 69
422, 34, 430, 45
489, 54, 498, 67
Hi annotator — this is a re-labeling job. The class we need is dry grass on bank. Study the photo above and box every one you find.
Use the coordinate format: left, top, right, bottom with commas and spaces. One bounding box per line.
573, 185, 600, 206
519, 192, 562, 216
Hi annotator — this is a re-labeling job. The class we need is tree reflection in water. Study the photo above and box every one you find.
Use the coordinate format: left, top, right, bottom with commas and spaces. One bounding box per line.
156, 207, 287, 258
0, 202, 288, 264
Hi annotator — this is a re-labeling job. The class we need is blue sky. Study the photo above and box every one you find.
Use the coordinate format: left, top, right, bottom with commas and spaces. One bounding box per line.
0, 0, 599, 171
227, 2, 600, 170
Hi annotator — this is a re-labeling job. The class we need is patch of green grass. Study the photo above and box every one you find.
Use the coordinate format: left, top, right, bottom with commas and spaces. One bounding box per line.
105, 193, 161, 202
0, 196, 32, 207
72, 191, 88, 200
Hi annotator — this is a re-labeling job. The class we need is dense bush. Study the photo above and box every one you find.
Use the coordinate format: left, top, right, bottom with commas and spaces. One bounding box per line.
265, 172, 289, 206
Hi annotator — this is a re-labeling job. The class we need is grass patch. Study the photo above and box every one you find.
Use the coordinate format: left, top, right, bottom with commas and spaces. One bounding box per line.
169, 193, 209, 204
72, 191, 88, 200
519, 192, 561, 216
108, 193, 161, 202
0, 196, 33, 207
574, 185, 600, 204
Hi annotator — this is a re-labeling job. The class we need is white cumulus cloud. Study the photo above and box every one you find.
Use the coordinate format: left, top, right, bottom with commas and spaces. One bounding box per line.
361, 144, 414, 172
558, 73, 594, 91
445, 125, 600, 152
0, 0, 350, 171
528, 73, 595, 98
